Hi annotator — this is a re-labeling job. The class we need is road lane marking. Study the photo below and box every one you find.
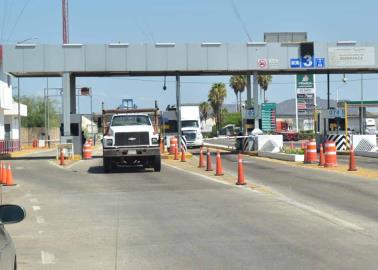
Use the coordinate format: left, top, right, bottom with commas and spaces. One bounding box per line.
164, 161, 364, 231
36, 216, 45, 224
41, 251, 56, 265
276, 194, 364, 231
32, 205, 41, 211
30, 198, 38, 203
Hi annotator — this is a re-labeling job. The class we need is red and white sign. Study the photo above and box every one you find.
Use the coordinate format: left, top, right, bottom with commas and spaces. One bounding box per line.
257, 58, 267, 68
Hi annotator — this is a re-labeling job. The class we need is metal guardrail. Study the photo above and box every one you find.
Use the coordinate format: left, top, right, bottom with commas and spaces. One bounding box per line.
0, 140, 20, 155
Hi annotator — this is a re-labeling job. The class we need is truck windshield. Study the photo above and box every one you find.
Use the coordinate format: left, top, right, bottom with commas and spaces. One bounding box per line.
182, 120, 199, 128
111, 115, 151, 126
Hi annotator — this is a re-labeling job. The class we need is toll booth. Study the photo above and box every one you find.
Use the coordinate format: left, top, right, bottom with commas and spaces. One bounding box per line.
60, 114, 83, 157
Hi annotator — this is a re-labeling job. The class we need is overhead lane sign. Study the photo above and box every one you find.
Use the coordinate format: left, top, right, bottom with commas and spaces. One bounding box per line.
290, 57, 326, 68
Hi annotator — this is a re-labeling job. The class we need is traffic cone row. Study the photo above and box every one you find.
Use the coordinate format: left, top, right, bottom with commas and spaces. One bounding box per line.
0, 161, 15, 186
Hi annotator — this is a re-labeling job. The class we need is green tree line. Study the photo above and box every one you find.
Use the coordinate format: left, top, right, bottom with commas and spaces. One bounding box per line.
16, 96, 60, 128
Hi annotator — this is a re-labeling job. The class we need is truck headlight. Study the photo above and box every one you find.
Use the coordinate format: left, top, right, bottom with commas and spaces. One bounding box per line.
151, 138, 159, 144
105, 138, 113, 146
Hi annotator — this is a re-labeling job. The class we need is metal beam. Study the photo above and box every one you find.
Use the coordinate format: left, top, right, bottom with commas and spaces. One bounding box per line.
176, 74, 182, 150
253, 72, 259, 130
62, 73, 71, 136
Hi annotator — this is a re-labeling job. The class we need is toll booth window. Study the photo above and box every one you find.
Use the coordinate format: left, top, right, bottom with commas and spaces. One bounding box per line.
111, 115, 151, 126
60, 123, 80, 136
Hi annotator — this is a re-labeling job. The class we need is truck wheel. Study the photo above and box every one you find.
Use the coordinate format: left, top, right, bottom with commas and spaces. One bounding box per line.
153, 155, 161, 172
103, 158, 112, 173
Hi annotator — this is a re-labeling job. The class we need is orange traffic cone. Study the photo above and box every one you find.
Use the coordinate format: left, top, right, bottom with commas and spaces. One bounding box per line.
0, 161, 3, 184
159, 138, 164, 154
348, 145, 357, 171
215, 150, 224, 176
174, 145, 179, 160
319, 144, 325, 166
236, 153, 246, 185
303, 145, 308, 164
2, 162, 7, 185
181, 147, 186, 162
206, 149, 213, 171
59, 149, 65, 166
5, 163, 15, 186
198, 147, 205, 168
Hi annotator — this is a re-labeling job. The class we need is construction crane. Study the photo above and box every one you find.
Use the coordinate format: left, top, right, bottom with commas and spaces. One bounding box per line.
62, 0, 69, 44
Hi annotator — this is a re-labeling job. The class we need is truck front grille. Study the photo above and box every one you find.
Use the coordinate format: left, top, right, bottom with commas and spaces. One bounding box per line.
114, 132, 149, 146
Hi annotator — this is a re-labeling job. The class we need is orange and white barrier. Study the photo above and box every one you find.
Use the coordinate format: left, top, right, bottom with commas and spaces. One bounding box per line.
324, 141, 337, 167
305, 139, 317, 164
83, 141, 92, 159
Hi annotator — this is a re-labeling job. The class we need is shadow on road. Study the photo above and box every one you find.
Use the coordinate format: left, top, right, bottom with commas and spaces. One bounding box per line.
88, 165, 154, 174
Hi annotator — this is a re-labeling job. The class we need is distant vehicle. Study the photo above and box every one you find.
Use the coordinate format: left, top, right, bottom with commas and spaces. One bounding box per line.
163, 105, 203, 147
220, 124, 240, 136
346, 118, 377, 135
102, 108, 161, 173
0, 204, 25, 270
365, 118, 377, 135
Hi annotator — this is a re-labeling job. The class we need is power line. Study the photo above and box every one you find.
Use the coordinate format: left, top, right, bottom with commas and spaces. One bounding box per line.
106, 76, 378, 86
6, 0, 31, 41
229, 0, 252, 42
0, 0, 9, 42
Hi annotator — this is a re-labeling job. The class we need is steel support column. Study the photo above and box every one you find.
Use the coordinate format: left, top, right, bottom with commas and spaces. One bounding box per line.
253, 72, 259, 130
62, 72, 75, 136
176, 74, 182, 150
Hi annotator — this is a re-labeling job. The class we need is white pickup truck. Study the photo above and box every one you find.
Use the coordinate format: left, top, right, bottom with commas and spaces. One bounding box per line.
102, 110, 161, 173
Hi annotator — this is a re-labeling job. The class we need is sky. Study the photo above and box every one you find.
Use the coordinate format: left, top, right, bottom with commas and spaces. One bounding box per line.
0, 0, 378, 114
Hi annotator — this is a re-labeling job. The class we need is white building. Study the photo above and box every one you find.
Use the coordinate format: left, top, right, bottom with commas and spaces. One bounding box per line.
1, 49, 27, 151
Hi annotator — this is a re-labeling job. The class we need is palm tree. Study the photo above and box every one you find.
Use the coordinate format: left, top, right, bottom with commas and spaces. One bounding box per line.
229, 75, 246, 112
208, 83, 227, 132
199, 101, 210, 124
257, 75, 272, 103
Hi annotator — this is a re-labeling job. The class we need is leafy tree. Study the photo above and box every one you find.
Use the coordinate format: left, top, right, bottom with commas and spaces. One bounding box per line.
17, 96, 60, 128
229, 75, 246, 112
208, 83, 227, 132
199, 101, 210, 123
221, 112, 242, 127
257, 75, 272, 103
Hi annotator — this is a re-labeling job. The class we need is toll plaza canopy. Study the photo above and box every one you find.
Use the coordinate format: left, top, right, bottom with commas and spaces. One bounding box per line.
2, 41, 378, 76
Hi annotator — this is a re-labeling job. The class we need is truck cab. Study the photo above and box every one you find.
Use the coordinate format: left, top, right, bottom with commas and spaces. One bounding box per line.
102, 110, 161, 173
163, 105, 203, 148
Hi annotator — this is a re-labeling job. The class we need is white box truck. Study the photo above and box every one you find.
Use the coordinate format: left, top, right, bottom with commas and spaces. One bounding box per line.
162, 105, 203, 147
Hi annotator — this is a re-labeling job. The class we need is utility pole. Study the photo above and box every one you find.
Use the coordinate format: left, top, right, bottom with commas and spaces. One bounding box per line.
62, 0, 69, 44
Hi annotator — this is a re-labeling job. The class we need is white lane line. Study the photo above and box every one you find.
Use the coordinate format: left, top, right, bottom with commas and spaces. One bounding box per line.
164, 162, 364, 231
36, 216, 45, 224
30, 198, 38, 203
41, 251, 56, 265
32, 205, 41, 211
276, 193, 364, 231
38, 230, 44, 235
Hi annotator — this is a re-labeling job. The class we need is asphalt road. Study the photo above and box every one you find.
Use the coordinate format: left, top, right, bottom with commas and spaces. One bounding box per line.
2, 151, 378, 269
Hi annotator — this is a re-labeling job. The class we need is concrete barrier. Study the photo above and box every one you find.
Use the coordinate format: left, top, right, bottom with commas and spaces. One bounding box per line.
355, 151, 378, 158
256, 135, 283, 153
258, 151, 304, 162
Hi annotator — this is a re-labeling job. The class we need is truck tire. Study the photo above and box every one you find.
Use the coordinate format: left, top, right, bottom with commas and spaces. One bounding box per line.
103, 157, 112, 173
153, 155, 161, 172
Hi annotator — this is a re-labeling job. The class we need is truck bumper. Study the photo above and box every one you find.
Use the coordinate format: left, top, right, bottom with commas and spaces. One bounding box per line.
103, 147, 160, 157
